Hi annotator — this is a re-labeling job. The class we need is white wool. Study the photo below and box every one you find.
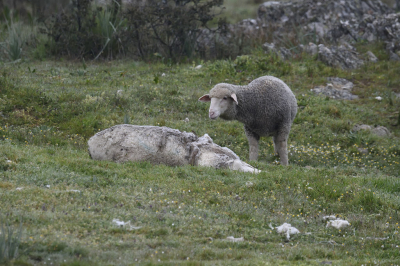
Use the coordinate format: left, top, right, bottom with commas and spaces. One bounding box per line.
322, 215, 337, 220
112, 219, 127, 227
375, 96, 382, 101
66, 190, 81, 193
226, 236, 244, 242
89, 125, 261, 173
246, 181, 254, 187
326, 219, 350, 229
268, 223, 274, 230
275, 223, 300, 240
276, 223, 300, 235
112, 219, 141, 230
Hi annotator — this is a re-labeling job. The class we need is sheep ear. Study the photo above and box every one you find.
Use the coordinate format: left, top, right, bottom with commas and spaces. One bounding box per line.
198, 94, 211, 102
231, 94, 238, 105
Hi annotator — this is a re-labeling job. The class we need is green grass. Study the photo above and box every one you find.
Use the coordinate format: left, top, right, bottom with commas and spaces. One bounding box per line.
0, 44, 400, 265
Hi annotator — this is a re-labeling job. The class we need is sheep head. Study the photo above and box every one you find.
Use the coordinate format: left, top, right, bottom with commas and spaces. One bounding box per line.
199, 84, 238, 120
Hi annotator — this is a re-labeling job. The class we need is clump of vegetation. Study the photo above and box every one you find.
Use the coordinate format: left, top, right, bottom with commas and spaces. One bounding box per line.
0, 217, 23, 263
37, 0, 227, 60
122, 0, 226, 61
41, 0, 102, 58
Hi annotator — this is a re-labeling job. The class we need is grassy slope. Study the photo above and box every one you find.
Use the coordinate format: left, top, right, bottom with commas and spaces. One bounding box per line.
0, 45, 400, 265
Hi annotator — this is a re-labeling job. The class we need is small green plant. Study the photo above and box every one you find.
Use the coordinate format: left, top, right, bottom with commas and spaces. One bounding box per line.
94, 1, 124, 60
0, 218, 23, 263
3, 18, 23, 61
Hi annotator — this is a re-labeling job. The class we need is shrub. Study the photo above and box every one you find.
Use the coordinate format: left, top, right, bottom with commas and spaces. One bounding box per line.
122, 0, 225, 61
41, 0, 224, 60
42, 0, 112, 59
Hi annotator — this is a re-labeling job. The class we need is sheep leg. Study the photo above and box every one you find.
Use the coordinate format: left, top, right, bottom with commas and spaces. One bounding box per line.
245, 127, 260, 161
274, 137, 289, 166
272, 136, 279, 156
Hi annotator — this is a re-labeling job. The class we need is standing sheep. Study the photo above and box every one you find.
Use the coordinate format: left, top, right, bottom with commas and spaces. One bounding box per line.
199, 75, 297, 165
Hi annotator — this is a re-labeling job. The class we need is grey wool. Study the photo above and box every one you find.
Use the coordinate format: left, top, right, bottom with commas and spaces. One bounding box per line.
88, 125, 260, 173
199, 75, 297, 165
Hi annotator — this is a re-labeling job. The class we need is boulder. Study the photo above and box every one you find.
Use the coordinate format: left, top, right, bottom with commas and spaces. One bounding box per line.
352, 124, 391, 137
371, 126, 391, 137
317, 44, 364, 69
352, 124, 372, 132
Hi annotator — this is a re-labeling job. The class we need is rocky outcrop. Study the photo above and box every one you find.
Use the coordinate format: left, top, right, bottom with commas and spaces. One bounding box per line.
256, 0, 400, 68
257, 0, 392, 30
198, 0, 399, 67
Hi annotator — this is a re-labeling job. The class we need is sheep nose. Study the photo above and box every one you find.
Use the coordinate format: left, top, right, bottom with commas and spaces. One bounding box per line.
209, 111, 215, 118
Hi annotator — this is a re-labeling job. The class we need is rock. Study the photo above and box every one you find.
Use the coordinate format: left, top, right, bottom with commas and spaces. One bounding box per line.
352, 124, 391, 137
357, 148, 369, 154
300, 42, 318, 55
88, 125, 261, 173
386, 40, 400, 56
389, 51, 400, 61
327, 77, 354, 91
311, 77, 358, 100
353, 124, 372, 132
366, 51, 378, 62
318, 44, 364, 69
371, 126, 391, 137
262, 42, 292, 59
307, 22, 328, 38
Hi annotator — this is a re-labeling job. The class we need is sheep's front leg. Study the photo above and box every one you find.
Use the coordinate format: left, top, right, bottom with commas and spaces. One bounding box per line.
245, 127, 260, 161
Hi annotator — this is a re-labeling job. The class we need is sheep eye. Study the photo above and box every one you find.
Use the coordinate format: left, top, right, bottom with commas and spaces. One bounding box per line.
223, 96, 228, 100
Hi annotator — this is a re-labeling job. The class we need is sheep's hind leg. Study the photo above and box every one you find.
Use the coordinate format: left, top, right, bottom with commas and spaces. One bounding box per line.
245, 127, 260, 161
272, 136, 279, 156
274, 137, 288, 166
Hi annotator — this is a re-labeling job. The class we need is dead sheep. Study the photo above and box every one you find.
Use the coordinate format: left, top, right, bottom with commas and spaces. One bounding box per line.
88, 124, 260, 173
199, 75, 297, 165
